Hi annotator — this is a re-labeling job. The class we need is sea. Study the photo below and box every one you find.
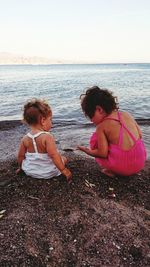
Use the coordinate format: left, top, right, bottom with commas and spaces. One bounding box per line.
0, 64, 150, 158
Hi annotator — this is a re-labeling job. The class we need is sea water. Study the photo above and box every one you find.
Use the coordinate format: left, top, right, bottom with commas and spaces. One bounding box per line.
0, 64, 150, 157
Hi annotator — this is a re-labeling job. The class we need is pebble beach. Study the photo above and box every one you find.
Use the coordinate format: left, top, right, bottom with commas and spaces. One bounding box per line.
0, 120, 149, 267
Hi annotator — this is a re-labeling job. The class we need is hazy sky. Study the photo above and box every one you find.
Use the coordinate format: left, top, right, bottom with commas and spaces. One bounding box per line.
0, 0, 150, 62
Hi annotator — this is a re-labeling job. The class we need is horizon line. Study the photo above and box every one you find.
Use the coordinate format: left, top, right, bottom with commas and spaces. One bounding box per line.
0, 62, 150, 65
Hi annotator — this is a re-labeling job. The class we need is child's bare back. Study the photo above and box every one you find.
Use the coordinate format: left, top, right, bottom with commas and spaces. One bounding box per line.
99, 110, 141, 150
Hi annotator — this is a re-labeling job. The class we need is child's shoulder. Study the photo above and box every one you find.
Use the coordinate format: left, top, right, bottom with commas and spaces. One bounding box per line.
120, 110, 135, 122
42, 132, 53, 138
21, 134, 28, 142
20, 134, 29, 147
40, 132, 55, 142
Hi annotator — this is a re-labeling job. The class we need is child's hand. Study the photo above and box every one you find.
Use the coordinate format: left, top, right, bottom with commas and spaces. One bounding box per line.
16, 168, 22, 175
77, 146, 90, 155
61, 168, 72, 183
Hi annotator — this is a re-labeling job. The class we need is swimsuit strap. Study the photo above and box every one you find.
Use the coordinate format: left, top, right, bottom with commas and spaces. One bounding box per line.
102, 116, 119, 123
117, 112, 125, 146
27, 131, 48, 153
117, 112, 137, 146
102, 115, 123, 146
102, 112, 137, 147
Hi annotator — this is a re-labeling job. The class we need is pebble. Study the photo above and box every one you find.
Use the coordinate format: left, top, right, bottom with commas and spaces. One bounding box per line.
0, 210, 6, 214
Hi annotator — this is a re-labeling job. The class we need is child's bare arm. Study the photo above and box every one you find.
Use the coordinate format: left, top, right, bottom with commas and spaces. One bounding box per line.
78, 126, 108, 158
17, 138, 26, 166
45, 135, 72, 179
16, 138, 27, 173
78, 146, 107, 158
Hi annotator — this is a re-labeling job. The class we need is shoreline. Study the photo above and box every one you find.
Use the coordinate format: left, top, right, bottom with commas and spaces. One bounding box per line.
0, 119, 150, 163
1, 118, 150, 128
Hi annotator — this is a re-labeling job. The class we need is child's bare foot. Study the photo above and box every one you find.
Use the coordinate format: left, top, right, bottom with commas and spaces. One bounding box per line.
101, 168, 115, 177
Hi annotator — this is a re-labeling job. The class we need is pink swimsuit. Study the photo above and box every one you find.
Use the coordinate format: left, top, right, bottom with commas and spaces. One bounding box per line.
90, 111, 147, 176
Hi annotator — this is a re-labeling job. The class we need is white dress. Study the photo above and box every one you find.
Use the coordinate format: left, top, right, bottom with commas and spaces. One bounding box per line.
22, 132, 61, 179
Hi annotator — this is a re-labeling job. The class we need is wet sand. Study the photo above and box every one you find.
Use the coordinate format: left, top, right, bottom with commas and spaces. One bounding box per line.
0, 121, 150, 267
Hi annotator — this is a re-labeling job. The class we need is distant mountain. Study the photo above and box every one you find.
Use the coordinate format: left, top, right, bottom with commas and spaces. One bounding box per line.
0, 52, 62, 65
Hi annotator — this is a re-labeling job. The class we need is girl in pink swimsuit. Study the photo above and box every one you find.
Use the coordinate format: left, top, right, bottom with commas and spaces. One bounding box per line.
78, 86, 147, 176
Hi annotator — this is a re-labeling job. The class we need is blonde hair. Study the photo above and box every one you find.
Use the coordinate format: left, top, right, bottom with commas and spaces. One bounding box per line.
23, 99, 52, 125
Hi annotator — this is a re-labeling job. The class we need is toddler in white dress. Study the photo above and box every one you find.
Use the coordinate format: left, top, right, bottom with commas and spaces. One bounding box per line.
17, 99, 72, 181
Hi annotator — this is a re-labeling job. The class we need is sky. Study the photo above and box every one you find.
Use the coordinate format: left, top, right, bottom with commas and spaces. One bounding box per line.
0, 0, 150, 63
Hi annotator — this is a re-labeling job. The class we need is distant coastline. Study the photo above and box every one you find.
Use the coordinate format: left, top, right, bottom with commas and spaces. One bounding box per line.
0, 52, 149, 65
0, 52, 62, 65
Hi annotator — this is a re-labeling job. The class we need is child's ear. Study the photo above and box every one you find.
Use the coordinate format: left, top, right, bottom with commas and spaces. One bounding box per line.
96, 105, 103, 113
41, 117, 45, 125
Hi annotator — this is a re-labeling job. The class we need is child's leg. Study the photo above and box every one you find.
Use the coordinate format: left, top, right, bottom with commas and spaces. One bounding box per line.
95, 158, 115, 177
61, 156, 72, 183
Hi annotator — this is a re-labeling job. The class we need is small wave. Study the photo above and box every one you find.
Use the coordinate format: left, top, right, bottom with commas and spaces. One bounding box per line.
52, 118, 150, 127
1, 118, 150, 131
136, 119, 150, 126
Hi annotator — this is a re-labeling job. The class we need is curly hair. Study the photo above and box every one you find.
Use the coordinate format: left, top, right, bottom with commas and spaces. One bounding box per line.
80, 86, 119, 118
23, 99, 52, 125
